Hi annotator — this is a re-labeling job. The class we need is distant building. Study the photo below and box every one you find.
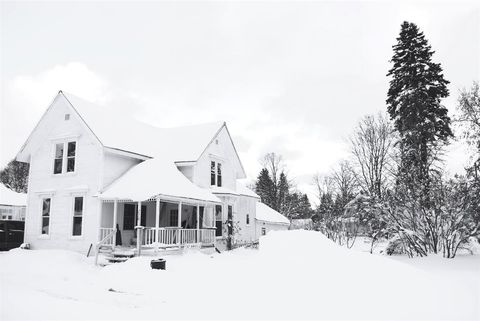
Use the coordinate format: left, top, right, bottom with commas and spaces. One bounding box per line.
255, 202, 290, 237
290, 218, 314, 230
0, 184, 27, 221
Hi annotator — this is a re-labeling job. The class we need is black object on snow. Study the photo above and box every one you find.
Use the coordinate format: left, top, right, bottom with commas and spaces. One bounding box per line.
151, 259, 166, 270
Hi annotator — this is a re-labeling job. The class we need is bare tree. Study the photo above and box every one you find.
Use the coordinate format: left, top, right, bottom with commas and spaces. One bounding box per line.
261, 152, 284, 187
312, 173, 334, 205
349, 113, 395, 198
331, 160, 357, 206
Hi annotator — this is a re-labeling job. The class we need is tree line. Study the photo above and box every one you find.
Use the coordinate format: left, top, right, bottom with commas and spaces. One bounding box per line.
254, 153, 313, 220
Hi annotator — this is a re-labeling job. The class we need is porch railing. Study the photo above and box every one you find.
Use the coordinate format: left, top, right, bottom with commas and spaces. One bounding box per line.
200, 228, 215, 246
99, 228, 115, 246
141, 228, 216, 248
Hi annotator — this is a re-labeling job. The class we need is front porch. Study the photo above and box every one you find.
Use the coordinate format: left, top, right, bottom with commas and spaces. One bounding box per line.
98, 197, 218, 253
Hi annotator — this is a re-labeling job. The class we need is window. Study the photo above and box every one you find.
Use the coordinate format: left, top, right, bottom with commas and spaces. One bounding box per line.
217, 163, 222, 187
53, 141, 76, 174
211, 161, 216, 186
210, 161, 222, 187
41, 198, 51, 235
246, 214, 250, 225
123, 204, 146, 230
67, 142, 76, 172
7, 215, 12, 220
170, 209, 178, 227
261, 227, 266, 236
65, 113, 70, 120
72, 197, 83, 236
215, 205, 222, 237
54, 143, 64, 174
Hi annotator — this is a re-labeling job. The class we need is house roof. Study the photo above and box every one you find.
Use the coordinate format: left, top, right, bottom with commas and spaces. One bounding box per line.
256, 202, 290, 225
62, 92, 226, 162
0, 184, 27, 207
236, 183, 260, 199
99, 158, 221, 203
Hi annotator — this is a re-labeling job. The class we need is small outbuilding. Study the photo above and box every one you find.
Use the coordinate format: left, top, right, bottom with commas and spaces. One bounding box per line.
255, 202, 290, 237
0, 184, 27, 221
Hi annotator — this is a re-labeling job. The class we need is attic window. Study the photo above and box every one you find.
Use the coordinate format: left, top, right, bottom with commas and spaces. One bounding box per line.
215, 139, 219, 145
65, 114, 70, 120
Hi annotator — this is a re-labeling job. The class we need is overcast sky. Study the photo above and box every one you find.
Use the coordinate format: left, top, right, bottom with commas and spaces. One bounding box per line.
1, 1, 479, 204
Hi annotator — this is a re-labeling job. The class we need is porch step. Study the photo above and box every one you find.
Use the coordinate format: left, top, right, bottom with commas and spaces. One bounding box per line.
106, 256, 130, 263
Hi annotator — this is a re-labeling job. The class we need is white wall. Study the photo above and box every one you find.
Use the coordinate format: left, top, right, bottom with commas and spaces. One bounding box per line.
256, 220, 289, 237
102, 151, 141, 189
193, 126, 240, 189
23, 95, 104, 253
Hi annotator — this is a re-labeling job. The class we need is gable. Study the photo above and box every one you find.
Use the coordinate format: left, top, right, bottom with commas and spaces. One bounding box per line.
16, 92, 102, 163
16, 91, 247, 178
198, 125, 246, 179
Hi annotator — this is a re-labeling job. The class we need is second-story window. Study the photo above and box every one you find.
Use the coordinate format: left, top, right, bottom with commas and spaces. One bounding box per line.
53, 141, 76, 174
54, 143, 64, 174
210, 161, 222, 187
211, 161, 216, 186
217, 163, 222, 187
67, 142, 76, 172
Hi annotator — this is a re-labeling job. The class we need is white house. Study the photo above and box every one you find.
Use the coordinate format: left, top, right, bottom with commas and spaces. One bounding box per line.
255, 202, 290, 237
16, 91, 262, 256
0, 183, 27, 221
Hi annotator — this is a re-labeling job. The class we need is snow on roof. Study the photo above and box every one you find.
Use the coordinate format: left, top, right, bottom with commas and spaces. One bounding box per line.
99, 158, 221, 203
236, 182, 260, 198
63, 92, 224, 162
0, 184, 27, 206
256, 202, 290, 225
211, 186, 240, 196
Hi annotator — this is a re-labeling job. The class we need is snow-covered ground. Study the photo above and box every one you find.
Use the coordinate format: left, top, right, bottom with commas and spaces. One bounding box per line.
1, 230, 479, 320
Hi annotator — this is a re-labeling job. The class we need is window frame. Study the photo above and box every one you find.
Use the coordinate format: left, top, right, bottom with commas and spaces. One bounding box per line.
210, 160, 223, 187
70, 195, 85, 238
217, 163, 222, 187
52, 139, 78, 176
40, 197, 52, 237
246, 213, 250, 226
261, 227, 266, 236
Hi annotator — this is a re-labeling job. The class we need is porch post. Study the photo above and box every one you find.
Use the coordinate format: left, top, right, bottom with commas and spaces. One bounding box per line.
177, 201, 182, 245
155, 197, 160, 252
113, 199, 118, 251
137, 201, 142, 255
196, 203, 200, 244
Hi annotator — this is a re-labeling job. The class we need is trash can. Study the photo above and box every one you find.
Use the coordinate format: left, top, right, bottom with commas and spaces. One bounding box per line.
151, 258, 166, 270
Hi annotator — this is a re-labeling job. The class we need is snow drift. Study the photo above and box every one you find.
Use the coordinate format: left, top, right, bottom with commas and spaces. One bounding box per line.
1, 230, 478, 320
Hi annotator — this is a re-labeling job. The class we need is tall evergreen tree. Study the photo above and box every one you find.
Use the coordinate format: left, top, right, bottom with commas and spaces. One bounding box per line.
255, 168, 275, 208
276, 172, 289, 212
387, 21, 453, 191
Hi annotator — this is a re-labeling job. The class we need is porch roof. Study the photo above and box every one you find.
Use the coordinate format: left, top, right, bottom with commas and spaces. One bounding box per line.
99, 158, 221, 203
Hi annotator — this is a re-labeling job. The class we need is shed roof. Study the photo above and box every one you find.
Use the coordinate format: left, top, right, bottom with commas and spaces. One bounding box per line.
256, 202, 290, 225
0, 184, 27, 207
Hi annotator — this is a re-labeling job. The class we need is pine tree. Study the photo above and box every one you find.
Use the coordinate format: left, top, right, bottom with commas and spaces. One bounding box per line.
255, 168, 275, 208
387, 21, 453, 192
276, 172, 289, 212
